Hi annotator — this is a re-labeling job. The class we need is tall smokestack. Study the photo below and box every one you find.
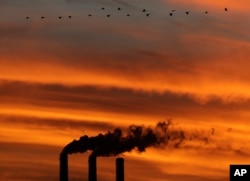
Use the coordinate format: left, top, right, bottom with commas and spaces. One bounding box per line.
116, 158, 124, 181
60, 153, 68, 181
88, 155, 97, 181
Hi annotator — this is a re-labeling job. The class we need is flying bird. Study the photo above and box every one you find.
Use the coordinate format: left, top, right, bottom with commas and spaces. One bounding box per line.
68, 16, 71, 18
41, 16, 45, 19
88, 14, 92, 17
205, 11, 208, 14
58, 16, 62, 19
117, 7, 121, 10
127, 14, 130, 16
25, 16, 29, 19
107, 14, 111, 17
225, 8, 228, 11
146, 13, 150, 17
185, 11, 189, 15
101, 7, 105, 10
172, 10, 176, 12
142, 9, 146, 12
169, 13, 173, 16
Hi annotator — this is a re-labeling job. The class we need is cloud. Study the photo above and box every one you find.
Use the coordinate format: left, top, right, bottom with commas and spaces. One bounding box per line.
0, 23, 249, 102
0, 114, 115, 132
0, 0, 249, 104
0, 79, 236, 117
3, 79, 250, 130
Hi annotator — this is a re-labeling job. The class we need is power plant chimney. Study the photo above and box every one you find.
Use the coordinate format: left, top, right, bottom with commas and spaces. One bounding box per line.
60, 153, 68, 181
88, 155, 97, 181
116, 158, 124, 181
59, 152, 125, 181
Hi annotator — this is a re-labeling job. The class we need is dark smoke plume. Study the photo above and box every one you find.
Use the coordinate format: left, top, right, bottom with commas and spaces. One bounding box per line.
61, 121, 209, 156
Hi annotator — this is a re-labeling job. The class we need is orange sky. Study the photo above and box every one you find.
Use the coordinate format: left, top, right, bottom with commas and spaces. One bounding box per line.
0, 0, 250, 181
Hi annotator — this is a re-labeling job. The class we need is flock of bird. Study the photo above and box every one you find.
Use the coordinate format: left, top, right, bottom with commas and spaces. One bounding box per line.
24, 7, 229, 20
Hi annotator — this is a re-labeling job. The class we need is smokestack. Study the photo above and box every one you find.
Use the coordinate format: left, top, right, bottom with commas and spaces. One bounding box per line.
59, 153, 68, 181
116, 158, 124, 181
88, 155, 97, 181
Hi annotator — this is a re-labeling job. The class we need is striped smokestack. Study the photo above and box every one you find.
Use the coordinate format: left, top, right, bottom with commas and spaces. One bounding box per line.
88, 155, 97, 181
116, 158, 124, 181
59, 153, 68, 181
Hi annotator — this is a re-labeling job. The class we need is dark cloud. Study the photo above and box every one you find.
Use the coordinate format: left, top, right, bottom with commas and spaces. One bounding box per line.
0, 114, 115, 132
1, 79, 250, 119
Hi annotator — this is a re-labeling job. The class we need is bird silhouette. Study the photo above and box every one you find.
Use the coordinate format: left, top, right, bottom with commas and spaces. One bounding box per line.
107, 14, 111, 17
172, 10, 176, 12
101, 7, 105, 10
142, 9, 146, 12
118, 7, 121, 10
58, 16, 62, 19
146, 13, 150, 17
127, 14, 130, 16
25, 16, 29, 19
169, 13, 173, 16
41, 16, 45, 19
185, 11, 189, 15
225, 8, 228, 11
68, 16, 71, 18
88, 14, 92, 17
205, 11, 208, 14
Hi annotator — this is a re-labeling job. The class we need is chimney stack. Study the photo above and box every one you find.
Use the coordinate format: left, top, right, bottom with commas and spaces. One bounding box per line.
59, 153, 68, 181
88, 155, 97, 181
116, 158, 124, 181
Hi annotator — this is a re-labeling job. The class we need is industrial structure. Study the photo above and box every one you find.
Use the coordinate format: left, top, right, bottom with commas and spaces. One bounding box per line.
59, 153, 125, 181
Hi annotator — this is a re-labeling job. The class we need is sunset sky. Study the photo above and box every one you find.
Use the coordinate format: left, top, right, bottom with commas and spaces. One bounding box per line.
0, 0, 250, 181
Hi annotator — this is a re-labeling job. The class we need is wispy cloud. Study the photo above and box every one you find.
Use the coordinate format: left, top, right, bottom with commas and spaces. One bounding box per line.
0, 114, 115, 132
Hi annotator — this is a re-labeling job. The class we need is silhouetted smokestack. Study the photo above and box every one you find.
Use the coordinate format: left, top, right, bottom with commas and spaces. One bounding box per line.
88, 155, 97, 181
116, 158, 124, 181
60, 153, 68, 181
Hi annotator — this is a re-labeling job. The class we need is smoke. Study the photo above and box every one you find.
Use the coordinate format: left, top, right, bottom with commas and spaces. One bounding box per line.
61, 121, 211, 156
